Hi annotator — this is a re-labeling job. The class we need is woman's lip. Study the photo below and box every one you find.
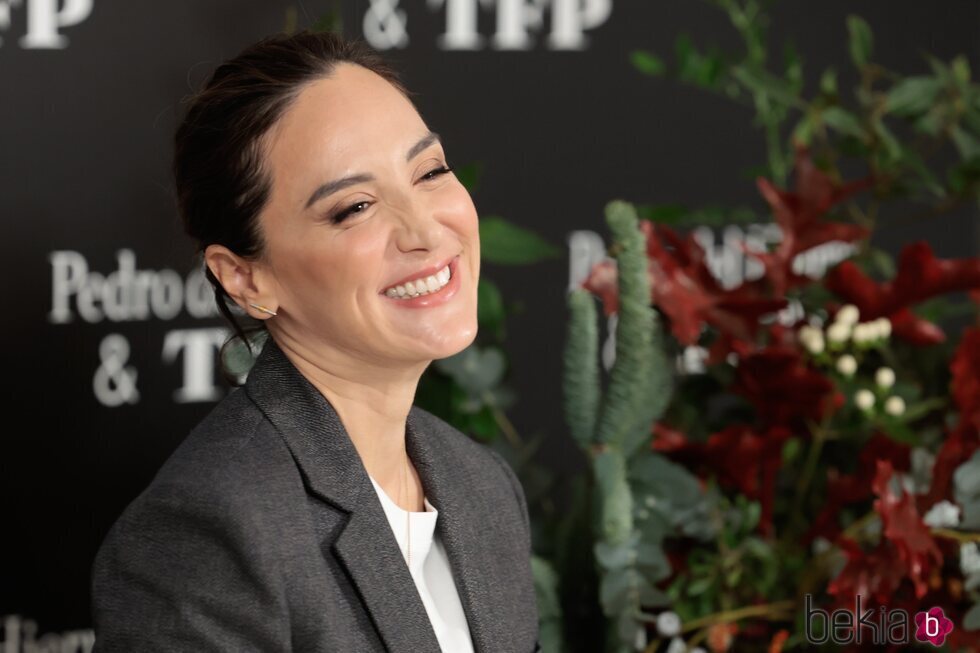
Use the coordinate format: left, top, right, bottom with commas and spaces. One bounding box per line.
381, 255, 461, 308
380, 254, 458, 294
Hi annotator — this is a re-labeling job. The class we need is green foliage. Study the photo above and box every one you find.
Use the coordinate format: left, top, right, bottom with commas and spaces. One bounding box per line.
564, 289, 601, 449
561, 2, 980, 651
635, 202, 759, 227
954, 450, 980, 529
532, 556, 567, 653
562, 201, 685, 652
845, 15, 873, 68
477, 278, 507, 340
453, 161, 484, 193
630, 50, 666, 77
595, 202, 672, 457
965, 602, 980, 631
480, 215, 562, 265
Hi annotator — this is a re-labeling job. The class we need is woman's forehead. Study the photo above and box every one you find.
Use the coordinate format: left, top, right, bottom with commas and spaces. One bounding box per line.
267, 67, 424, 173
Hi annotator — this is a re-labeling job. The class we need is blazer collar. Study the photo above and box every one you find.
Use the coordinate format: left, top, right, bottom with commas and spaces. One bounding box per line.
243, 336, 504, 653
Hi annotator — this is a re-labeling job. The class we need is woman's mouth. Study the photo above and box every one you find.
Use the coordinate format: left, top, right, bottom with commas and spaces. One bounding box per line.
380, 255, 461, 308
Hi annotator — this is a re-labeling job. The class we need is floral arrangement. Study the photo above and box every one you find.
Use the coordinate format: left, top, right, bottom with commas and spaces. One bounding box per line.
556, 1, 980, 651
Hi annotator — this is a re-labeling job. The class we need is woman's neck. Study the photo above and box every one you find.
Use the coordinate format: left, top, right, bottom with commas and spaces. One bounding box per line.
274, 335, 426, 511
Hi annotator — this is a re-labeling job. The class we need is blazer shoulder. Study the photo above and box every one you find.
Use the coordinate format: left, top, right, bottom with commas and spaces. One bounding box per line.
106, 387, 301, 544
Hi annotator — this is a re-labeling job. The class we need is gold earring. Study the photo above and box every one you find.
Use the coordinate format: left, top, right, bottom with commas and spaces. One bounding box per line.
248, 303, 278, 317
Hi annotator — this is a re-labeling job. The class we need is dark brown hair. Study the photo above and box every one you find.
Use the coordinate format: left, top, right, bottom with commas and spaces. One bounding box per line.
172, 30, 412, 381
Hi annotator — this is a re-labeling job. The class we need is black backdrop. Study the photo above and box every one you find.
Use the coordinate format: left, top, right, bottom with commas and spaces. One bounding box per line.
2, 0, 978, 646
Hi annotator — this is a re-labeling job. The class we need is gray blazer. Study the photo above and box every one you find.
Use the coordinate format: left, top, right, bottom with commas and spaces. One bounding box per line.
90, 337, 540, 652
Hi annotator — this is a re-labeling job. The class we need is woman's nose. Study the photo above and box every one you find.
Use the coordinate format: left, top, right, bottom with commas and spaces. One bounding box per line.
392, 202, 445, 249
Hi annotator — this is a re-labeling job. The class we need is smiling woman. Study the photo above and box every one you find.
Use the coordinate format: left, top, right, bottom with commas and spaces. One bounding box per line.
89, 30, 540, 653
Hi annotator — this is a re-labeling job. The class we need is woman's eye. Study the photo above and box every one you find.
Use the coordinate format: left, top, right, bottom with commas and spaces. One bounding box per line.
422, 164, 454, 181
330, 201, 370, 224
328, 165, 453, 224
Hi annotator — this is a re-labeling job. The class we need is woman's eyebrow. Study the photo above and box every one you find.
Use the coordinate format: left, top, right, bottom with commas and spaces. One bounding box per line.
303, 131, 442, 210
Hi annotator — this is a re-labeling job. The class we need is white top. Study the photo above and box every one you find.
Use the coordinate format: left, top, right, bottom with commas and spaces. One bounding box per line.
368, 475, 476, 653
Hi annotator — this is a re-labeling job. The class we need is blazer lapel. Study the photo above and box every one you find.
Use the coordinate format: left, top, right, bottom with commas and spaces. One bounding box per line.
405, 410, 510, 653
243, 338, 441, 652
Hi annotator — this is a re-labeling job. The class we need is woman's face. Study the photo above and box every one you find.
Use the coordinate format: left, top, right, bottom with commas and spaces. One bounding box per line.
256, 63, 480, 366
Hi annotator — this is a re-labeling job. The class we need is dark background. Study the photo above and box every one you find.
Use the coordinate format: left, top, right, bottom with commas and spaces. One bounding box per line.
2, 0, 977, 640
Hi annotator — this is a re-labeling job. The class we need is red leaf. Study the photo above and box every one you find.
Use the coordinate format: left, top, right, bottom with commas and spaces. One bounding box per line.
923, 326, 980, 506
580, 221, 786, 348
752, 147, 872, 295
825, 242, 980, 345
732, 346, 837, 426
871, 460, 943, 599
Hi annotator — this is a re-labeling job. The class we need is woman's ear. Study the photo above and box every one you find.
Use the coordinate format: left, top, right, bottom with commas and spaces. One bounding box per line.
205, 244, 279, 319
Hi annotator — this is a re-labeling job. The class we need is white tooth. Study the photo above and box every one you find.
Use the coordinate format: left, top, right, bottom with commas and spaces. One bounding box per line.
405, 281, 417, 295
424, 275, 439, 290
437, 267, 450, 284
396, 285, 408, 296
386, 288, 398, 297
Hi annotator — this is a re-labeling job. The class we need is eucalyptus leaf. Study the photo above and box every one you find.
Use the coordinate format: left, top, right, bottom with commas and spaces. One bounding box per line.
531, 555, 562, 618
599, 568, 637, 615
434, 345, 505, 397
964, 602, 980, 631
595, 536, 639, 571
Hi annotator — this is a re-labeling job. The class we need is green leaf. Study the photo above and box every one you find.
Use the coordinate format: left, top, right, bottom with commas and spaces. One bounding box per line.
531, 556, 563, 620
820, 68, 838, 96
885, 77, 944, 116
878, 416, 921, 446
846, 15, 873, 67
822, 106, 864, 138
951, 126, 980, 161
915, 108, 945, 137
873, 120, 902, 163
635, 203, 687, 224
792, 113, 816, 146
311, 11, 342, 34
636, 541, 671, 581
466, 406, 498, 438
434, 345, 505, 397
631, 50, 666, 76
598, 568, 635, 615
964, 602, 980, 630
477, 278, 506, 337
730, 64, 799, 108
479, 216, 561, 265
783, 40, 803, 91
674, 34, 725, 88
453, 161, 483, 193
639, 583, 671, 608
687, 576, 713, 596
953, 55, 972, 86
781, 436, 802, 464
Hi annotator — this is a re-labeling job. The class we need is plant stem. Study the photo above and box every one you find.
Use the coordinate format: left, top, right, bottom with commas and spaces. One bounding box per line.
789, 420, 828, 529
932, 528, 980, 543
681, 599, 796, 632
488, 401, 523, 449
